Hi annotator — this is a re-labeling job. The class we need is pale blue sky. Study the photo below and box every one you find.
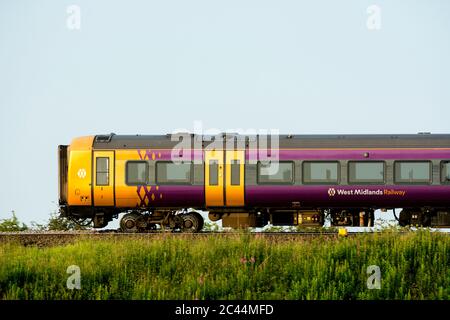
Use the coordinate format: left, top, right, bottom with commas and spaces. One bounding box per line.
0, 0, 449, 225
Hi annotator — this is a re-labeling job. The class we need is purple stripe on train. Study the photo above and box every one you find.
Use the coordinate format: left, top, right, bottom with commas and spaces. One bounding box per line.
245, 185, 450, 207
143, 185, 450, 208
136, 185, 204, 207
247, 149, 450, 160
137, 149, 204, 161
136, 148, 450, 161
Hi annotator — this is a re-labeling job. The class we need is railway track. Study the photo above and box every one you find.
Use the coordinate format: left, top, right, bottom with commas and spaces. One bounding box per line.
1, 229, 448, 247
0, 230, 347, 246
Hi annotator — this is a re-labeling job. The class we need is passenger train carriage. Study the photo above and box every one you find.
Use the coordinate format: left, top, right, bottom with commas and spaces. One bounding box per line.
58, 133, 450, 232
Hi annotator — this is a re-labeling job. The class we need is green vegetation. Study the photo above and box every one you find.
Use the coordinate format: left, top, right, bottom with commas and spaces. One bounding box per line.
0, 231, 448, 300
44, 211, 91, 231
0, 211, 28, 232
0, 211, 90, 232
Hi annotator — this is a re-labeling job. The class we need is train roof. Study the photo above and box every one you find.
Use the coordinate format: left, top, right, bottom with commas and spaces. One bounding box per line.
91, 133, 450, 149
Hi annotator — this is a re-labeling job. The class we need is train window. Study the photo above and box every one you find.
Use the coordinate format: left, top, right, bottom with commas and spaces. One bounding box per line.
441, 161, 450, 183
257, 161, 294, 184
156, 161, 192, 184
394, 161, 431, 184
126, 161, 148, 185
302, 161, 339, 184
96, 157, 109, 186
348, 161, 385, 184
231, 160, 240, 186
209, 160, 219, 186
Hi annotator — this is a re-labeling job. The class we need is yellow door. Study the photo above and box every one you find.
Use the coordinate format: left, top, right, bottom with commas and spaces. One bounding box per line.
225, 150, 245, 206
205, 149, 245, 207
93, 151, 115, 206
205, 150, 224, 206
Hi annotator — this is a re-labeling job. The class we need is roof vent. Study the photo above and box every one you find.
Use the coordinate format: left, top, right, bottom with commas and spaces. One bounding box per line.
95, 133, 115, 143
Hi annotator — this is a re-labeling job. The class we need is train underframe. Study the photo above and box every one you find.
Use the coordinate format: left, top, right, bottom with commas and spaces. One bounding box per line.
212, 207, 450, 229
62, 205, 450, 232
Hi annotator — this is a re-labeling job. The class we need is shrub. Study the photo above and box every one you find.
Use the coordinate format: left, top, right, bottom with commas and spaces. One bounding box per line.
0, 211, 28, 232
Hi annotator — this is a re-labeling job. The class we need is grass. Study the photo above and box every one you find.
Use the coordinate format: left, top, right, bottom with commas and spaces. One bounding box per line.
0, 231, 448, 300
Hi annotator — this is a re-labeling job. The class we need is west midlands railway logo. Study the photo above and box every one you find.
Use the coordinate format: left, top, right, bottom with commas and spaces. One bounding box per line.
327, 187, 406, 197
77, 168, 86, 179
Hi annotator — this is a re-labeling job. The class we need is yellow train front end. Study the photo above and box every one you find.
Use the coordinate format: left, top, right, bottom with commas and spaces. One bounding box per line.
58, 136, 95, 221
58, 134, 207, 231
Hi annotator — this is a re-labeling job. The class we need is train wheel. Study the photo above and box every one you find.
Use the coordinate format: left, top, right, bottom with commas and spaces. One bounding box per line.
422, 213, 431, 227
120, 212, 142, 233
191, 211, 204, 230
182, 212, 203, 233
352, 211, 360, 226
399, 209, 411, 227
368, 210, 375, 227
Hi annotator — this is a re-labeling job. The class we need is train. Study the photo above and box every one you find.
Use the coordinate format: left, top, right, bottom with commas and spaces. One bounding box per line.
58, 133, 450, 232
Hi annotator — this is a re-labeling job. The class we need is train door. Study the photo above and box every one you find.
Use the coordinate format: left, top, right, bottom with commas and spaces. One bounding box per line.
205, 149, 244, 207
205, 149, 224, 206
93, 151, 115, 206
225, 150, 244, 206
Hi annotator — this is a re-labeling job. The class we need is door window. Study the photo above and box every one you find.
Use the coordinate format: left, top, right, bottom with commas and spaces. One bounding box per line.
96, 157, 109, 186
